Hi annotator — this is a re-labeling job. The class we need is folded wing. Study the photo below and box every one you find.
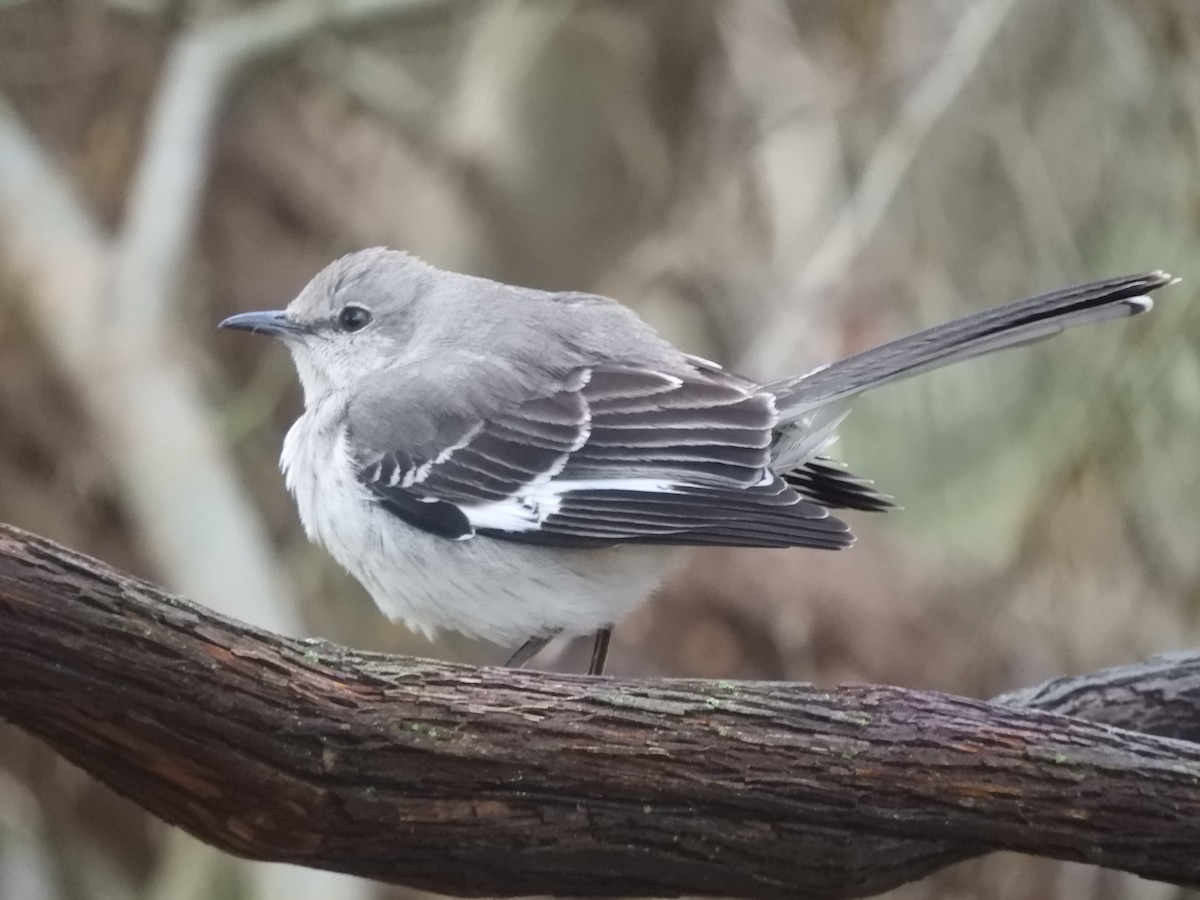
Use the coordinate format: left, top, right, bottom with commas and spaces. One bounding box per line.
354, 364, 853, 549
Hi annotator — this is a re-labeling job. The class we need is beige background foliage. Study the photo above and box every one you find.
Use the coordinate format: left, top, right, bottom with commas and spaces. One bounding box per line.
0, 2, 1198, 899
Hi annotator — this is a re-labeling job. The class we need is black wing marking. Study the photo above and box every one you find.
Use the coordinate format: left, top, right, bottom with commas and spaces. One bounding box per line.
358, 391, 586, 539
508, 487, 853, 549
784, 458, 893, 512
364, 473, 474, 539
356, 364, 854, 550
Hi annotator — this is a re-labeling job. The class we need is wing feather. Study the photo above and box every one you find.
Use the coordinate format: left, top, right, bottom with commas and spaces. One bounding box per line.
354, 363, 857, 550
784, 458, 894, 512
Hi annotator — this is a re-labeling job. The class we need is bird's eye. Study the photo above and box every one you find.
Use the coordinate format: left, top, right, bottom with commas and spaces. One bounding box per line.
337, 304, 372, 332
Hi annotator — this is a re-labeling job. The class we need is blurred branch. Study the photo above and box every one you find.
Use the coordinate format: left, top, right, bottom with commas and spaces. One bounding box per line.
0, 0, 457, 630
98, 0, 455, 629
747, 0, 1024, 371
305, 41, 435, 131
113, 0, 452, 341
1, 8, 452, 891
2, 523, 1200, 900
0, 89, 300, 635
986, 104, 1082, 275
808, 0, 1018, 279
0, 94, 110, 373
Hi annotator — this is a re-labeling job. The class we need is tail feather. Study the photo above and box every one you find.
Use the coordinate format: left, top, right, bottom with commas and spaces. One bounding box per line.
784, 458, 894, 512
768, 271, 1174, 418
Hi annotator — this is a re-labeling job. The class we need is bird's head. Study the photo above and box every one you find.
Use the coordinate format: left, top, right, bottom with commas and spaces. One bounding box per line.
219, 248, 433, 403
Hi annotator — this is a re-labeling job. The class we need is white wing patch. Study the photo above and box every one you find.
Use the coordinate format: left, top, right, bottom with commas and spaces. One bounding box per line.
462, 477, 679, 532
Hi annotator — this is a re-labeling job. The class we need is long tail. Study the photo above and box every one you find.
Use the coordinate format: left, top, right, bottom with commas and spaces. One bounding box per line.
768, 271, 1174, 418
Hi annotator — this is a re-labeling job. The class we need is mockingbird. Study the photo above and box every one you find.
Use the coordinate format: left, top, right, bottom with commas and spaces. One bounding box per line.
220, 249, 1172, 675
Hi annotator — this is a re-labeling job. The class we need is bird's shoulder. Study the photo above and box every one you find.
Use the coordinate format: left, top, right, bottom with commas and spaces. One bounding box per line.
346, 346, 769, 465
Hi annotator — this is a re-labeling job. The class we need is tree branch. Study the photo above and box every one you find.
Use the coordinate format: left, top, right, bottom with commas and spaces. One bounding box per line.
1, 522, 1197, 900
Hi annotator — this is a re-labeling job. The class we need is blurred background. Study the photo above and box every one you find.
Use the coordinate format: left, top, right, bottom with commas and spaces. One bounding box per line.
1, 1, 1198, 899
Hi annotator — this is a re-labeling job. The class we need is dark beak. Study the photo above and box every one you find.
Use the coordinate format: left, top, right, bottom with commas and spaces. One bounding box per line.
218, 310, 308, 337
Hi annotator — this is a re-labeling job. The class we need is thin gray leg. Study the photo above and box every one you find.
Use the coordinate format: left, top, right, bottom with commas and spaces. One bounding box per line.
588, 627, 613, 676
504, 629, 561, 669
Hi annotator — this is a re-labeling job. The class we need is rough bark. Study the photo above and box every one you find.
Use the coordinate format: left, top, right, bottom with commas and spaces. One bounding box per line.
0, 522, 1198, 899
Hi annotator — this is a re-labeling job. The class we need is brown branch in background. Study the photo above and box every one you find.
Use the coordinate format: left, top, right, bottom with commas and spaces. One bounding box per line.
742, 0, 1025, 372
0, 0, 459, 640
1, 522, 1197, 900
113, 0, 453, 342
0, 11, 452, 896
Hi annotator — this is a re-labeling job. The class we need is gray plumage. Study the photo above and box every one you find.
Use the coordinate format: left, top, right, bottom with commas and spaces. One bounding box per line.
220, 248, 1172, 667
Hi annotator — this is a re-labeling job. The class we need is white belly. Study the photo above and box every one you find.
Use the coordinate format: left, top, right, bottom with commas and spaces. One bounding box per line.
282, 409, 675, 645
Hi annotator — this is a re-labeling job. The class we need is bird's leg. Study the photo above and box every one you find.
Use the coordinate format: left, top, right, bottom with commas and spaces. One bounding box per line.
588, 626, 613, 676
504, 629, 561, 669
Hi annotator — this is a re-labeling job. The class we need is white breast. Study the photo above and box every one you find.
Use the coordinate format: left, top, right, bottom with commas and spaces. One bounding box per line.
280, 403, 676, 646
